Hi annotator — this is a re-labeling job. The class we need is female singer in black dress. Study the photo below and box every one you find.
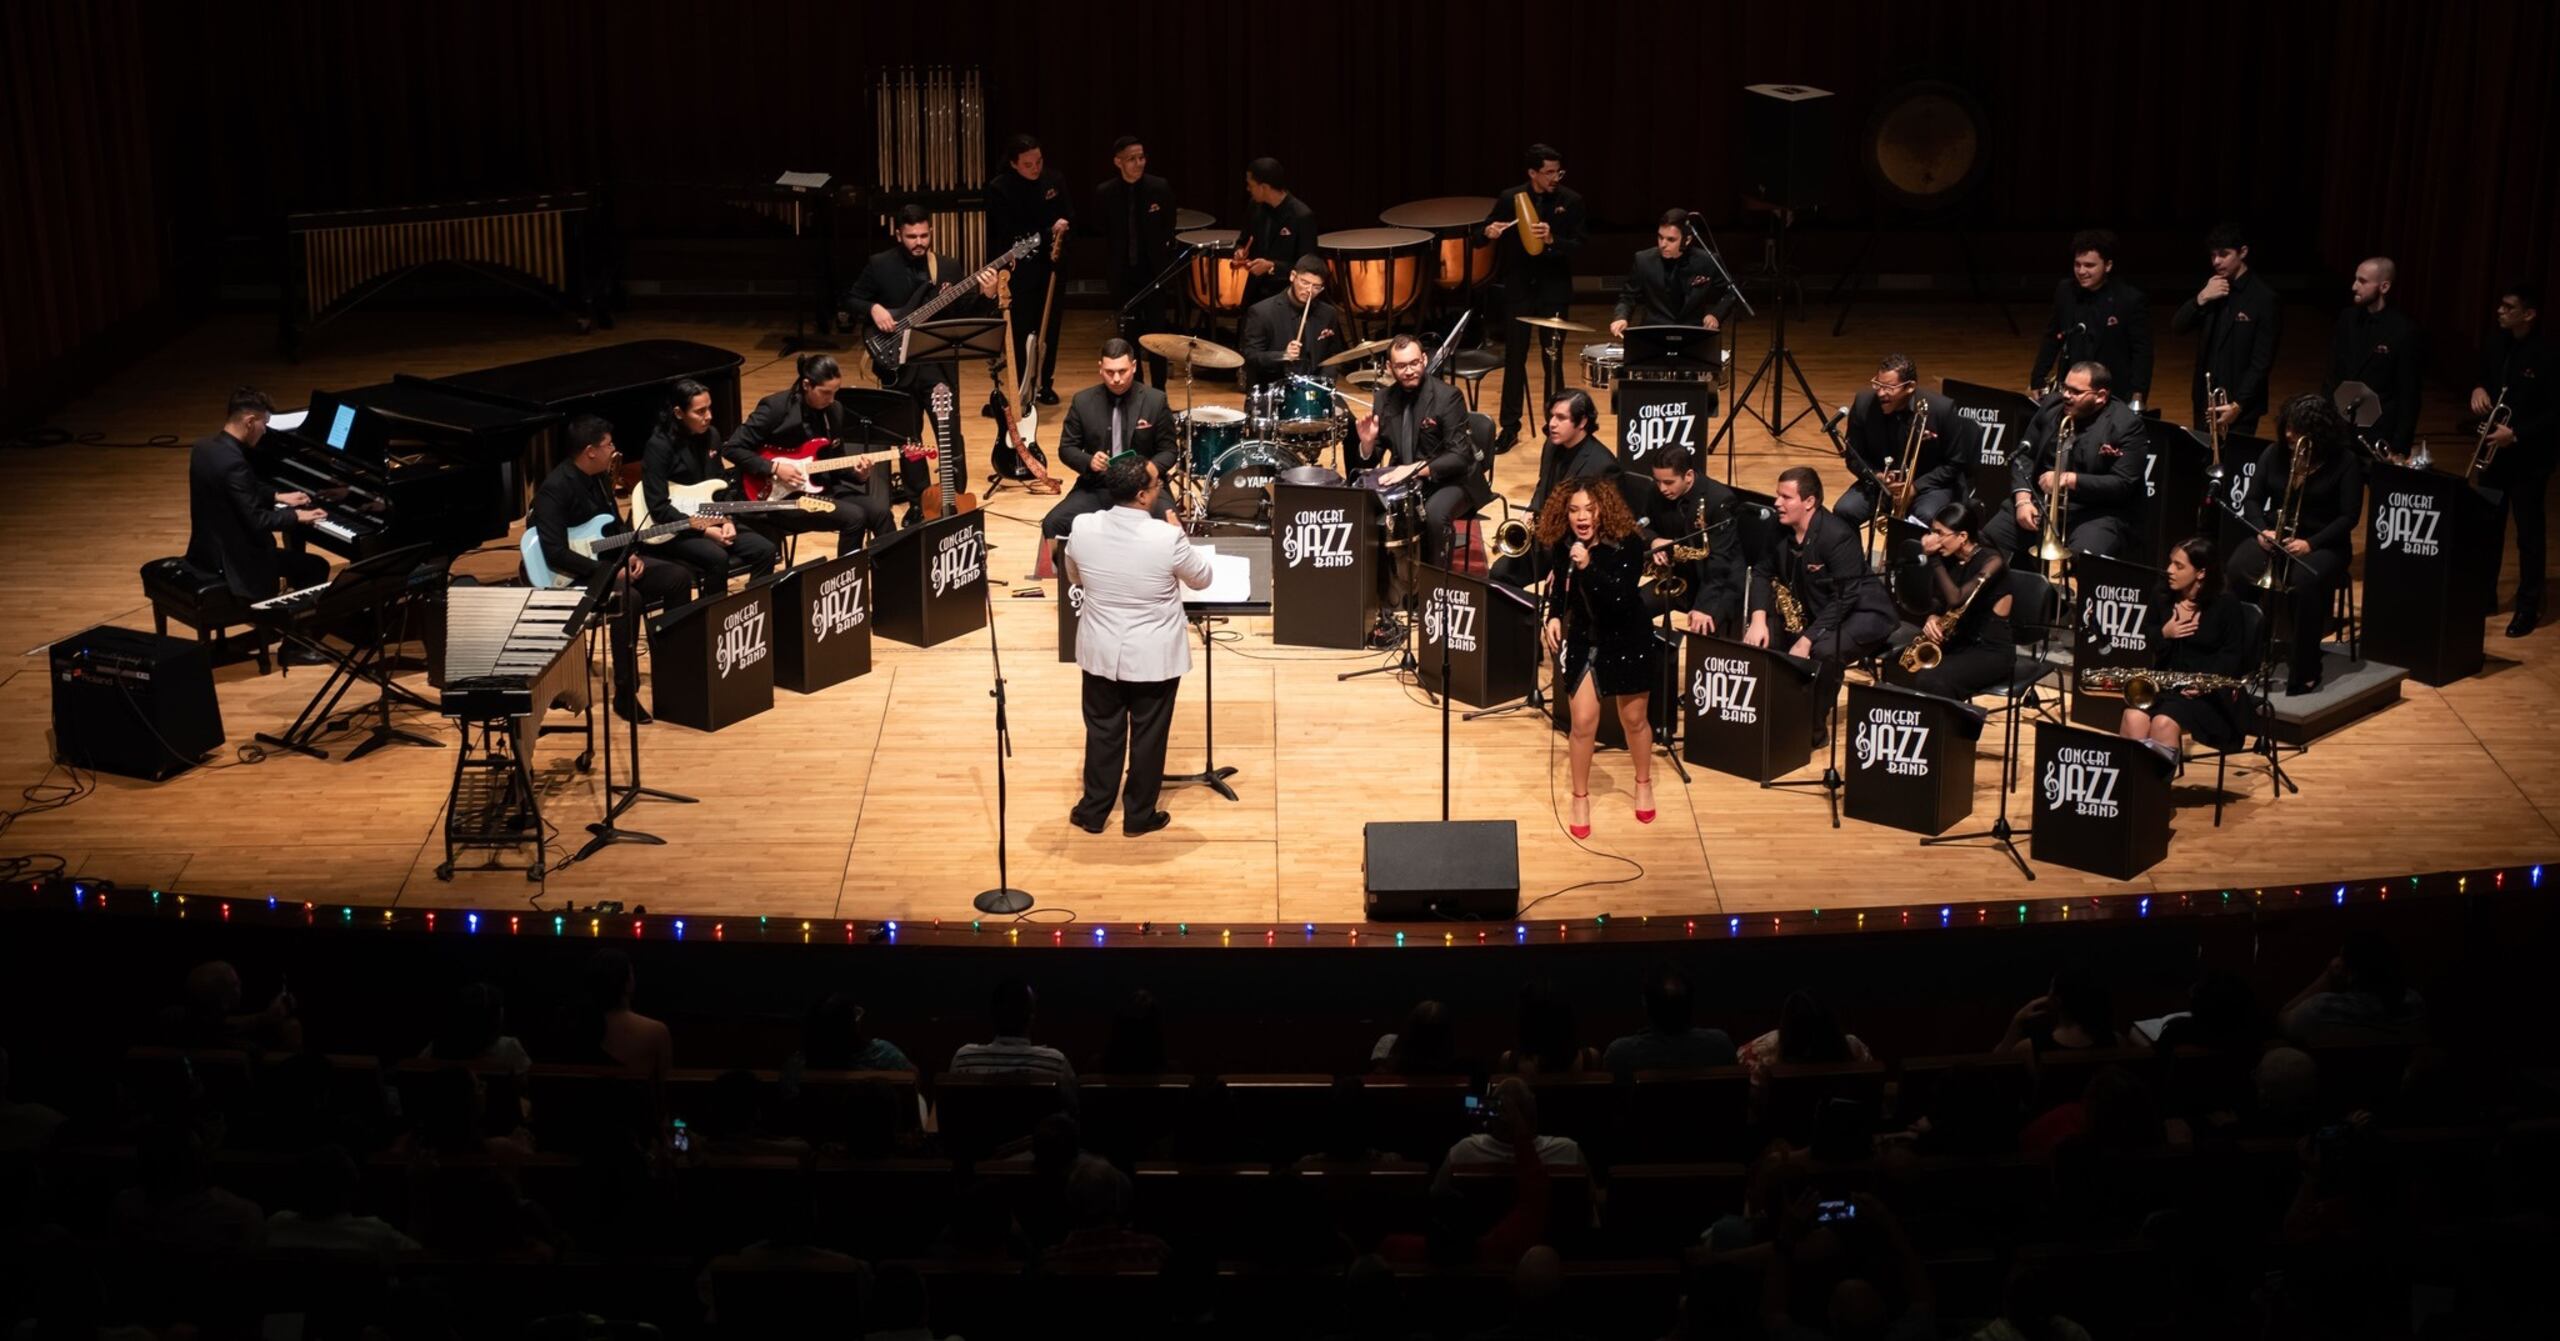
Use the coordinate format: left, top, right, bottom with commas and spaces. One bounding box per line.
1897, 499, 2014, 699
2120, 536, 2255, 758
1538, 476, 1657, 837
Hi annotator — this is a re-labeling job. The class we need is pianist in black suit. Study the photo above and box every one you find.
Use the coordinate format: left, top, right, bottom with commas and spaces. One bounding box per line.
721, 354, 893, 555
847, 205, 998, 523
186, 387, 331, 601
642, 378, 779, 590
531, 416, 696, 723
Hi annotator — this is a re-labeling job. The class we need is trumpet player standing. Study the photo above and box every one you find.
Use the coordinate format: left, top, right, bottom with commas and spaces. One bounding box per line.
1890, 501, 2014, 701
2226, 394, 2364, 694
1984, 361, 2150, 563
2118, 537, 2253, 760
2473, 284, 2552, 637
2172, 221, 2280, 437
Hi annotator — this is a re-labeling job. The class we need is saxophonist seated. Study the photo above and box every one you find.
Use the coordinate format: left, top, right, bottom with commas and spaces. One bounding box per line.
1745, 466, 1898, 747
2224, 393, 2365, 697
1884, 501, 2015, 701
1982, 360, 2151, 563
2116, 537, 2256, 761
1635, 448, 1747, 638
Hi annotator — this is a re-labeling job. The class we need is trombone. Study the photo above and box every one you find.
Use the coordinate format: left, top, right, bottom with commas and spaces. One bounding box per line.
2251, 431, 2314, 593
2035, 414, 2075, 563
1490, 494, 1534, 560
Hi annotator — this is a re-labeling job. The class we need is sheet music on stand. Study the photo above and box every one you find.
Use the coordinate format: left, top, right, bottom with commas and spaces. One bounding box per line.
1183, 549, 1254, 605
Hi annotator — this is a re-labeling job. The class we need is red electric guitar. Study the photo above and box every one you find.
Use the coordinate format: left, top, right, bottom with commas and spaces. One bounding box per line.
739, 439, 934, 501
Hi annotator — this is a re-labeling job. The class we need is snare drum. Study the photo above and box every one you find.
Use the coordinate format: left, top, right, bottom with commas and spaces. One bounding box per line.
1206, 441, 1298, 526
1180, 406, 1247, 478
1354, 467, 1424, 548
1179, 228, 1247, 315
1273, 375, 1342, 439
1579, 342, 1624, 389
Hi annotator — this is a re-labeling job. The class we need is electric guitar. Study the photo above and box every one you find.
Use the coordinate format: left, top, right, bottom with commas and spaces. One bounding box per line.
520, 497, 833, 589
864, 233, 1042, 379
737, 440, 935, 501
624, 478, 851, 540
913, 383, 978, 521
986, 267, 1057, 492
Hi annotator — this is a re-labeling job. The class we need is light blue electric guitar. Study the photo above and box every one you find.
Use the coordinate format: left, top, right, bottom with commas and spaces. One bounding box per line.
520, 493, 832, 589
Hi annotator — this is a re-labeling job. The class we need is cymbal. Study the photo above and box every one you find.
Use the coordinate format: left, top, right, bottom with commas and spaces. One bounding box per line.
1139, 333, 1244, 370
1318, 337, 1396, 369
1518, 315, 1596, 334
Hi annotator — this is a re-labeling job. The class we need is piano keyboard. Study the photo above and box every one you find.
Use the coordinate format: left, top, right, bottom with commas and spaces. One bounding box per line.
314, 518, 360, 543
251, 578, 335, 613
439, 586, 590, 720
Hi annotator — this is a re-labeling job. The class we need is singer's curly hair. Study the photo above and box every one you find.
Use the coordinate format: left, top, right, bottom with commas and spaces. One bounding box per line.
1533, 473, 1641, 548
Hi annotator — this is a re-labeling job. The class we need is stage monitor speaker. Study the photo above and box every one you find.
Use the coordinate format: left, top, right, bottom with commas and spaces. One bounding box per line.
50, 625, 224, 781
1363, 820, 1519, 921
1742, 83, 1835, 213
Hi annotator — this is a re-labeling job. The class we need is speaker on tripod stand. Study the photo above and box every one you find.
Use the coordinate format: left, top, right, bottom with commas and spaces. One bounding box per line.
1713, 84, 1836, 451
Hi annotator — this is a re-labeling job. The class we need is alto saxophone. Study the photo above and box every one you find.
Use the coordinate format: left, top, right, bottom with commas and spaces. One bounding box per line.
2075, 667, 2251, 711
1772, 577, 1807, 637
1900, 564, 1987, 673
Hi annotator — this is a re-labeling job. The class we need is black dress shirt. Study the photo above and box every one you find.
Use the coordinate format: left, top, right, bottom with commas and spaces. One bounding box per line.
2243, 444, 2365, 553
2325, 304, 2423, 452
2030, 276, 2153, 398
185, 430, 298, 598
1480, 184, 1587, 312
1348, 376, 1490, 511
722, 389, 873, 499
1056, 382, 1178, 487
1753, 509, 1898, 647
1089, 172, 1179, 288
1614, 247, 1735, 327
2171, 268, 2281, 424
641, 424, 731, 525
1244, 194, 1317, 274
845, 247, 990, 377
2480, 327, 2557, 457
1240, 292, 1346, 388
985, 169, 1074, 273
1635, 476, 1747, 621
2008, 399, 2151, 528
530, 461, 625, 584
1842, 389, 1972, 499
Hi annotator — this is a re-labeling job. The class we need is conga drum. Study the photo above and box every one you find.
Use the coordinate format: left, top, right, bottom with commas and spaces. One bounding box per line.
1318, 227, 1432, 335
1180, 228, 1248, 316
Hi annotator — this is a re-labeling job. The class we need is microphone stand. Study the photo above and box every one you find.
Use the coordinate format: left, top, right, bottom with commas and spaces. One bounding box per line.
1681, 212, 1755, 490
2204, 492, 2305, 802
972, 557, 1031, 915
572, 559, 693, 865
1122, 243, 1199, 384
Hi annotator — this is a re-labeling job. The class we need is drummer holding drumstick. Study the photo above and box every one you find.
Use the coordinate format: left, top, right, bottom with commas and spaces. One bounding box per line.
1240, 256, 1347, 392
1349, 335, 1492, 572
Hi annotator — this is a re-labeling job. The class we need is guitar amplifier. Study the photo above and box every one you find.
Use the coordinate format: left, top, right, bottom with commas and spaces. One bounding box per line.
50, 626, 225, 780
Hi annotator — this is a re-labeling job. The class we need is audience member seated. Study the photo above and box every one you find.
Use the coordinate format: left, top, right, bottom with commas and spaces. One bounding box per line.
2279, 930, 2429, 1046
1458, 1246, 1589, 1341
401, 1064, 534, 1159
1967, 1264, 2094, 1341
586, 949, 674, 1082
1995, 965, 2121, 1055
0, 1048, 65, 1155
1602, 965, 1738, 1081
951, 977, 1076, 1087
264, 1144, 421, 1257
1298, 1075, 1390, 1166
1434, 1077, 1582, 1193
797, 991, 914, 1072
1495, 981, 1601, 1076
1040, 1151, 1170, 1272
420, 981, 533, 1073
1739, 991, 1874, 1092
1095, 988, 1171, 1073
692, 1068, 812, 1159
1371, 999, 1469, 1076
2137, 969, 2266, 1052
2020, 1064, 2178, 1162
2246, 1046, 2322, 1137
1758, 1193, 1936, 1341
163, 959, 302, 1054
1702, 1140, 1817, 1253
859, 1261, 944, 1341
111, 1121, 265, 1255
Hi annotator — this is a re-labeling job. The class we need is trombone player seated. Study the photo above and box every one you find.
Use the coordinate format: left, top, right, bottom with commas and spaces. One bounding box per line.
1981, 360, 2150, 564
1886, 500, 2015, 701
2224, 393, 2364, 696
2107, 536, 2255, 761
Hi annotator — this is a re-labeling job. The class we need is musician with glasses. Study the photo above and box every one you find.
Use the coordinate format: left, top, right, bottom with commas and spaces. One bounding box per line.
722, 354, 896, 553
1745, 467, 1897, 748
640, 378, 779, 590
1482, 144, 1587, 451
186, 386, 331, 602
1834, 353, 1970, 529
1348, 334, 1488, 570
2325, 257, 2422, 461
2472, 283, 2553, 637
2171, 221, 2280, 437
847, 204, 999, 524
2029, 228, 2151, 405
2227, 394, 2363, 695
1983, 361, 2149, 562
2117, 537, 2252, 760
1888, 500, 2014, 701
1240, 255, 1346, 393
530, 416, 697, 724
1638, 448, 1745, 638
1609, 208, 1734, 339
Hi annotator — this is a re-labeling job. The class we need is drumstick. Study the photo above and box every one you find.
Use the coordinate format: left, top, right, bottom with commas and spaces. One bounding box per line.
1293, 293, 1313, 354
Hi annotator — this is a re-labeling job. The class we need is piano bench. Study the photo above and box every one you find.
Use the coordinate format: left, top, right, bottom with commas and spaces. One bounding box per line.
140, 558, 271, 675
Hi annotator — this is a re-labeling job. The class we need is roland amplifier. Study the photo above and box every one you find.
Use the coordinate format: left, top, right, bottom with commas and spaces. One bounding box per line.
50, 626, 224, 780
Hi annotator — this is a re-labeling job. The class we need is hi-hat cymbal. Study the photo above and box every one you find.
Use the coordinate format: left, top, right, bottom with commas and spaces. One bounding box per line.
1318, 337, 1396, 369
1139, 333, 1244, 369
1518, 315, 1596, 334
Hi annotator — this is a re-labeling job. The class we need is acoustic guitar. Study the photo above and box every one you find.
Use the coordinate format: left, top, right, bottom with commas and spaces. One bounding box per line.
912, 383, 978, 521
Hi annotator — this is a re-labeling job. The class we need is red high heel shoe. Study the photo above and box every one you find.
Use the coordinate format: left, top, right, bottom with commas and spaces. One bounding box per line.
1568, 792, 1591, 840
1634, 778, 1656, 824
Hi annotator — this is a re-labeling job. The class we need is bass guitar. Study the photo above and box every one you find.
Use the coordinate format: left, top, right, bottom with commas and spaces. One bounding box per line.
520, 497, 833, 589
913, 383, 978, 521
865, 232, 1042, 379
737, 440, 934, 501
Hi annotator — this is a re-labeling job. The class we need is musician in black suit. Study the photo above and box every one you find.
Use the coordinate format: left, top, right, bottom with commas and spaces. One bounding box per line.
1239, 157, 1316, 307
1834, 353, 1972, 529
1041, 341, 1181, 566
847, 204, 999, 522
2227, 394, 2365, 695
641, 378, 779, 589
2028, 229, 2151, 404
2475, 284, 2554, 636
721, 354, 893, 553
530, 417, 696, 723
1637, 448, 1746, 638
2325, 257, 2422, 460
1490, 390, 1617, 589
2171, 221, 2281, 437
1745, 466, 1897, 747
1983, 361, 2152, 563
186, 387, 330, 601
1609, 209, 1735, 338
1481, 144, 1588, 448
1089, 136, 1181, 386
1240, 256, 1347, 392
985, 134, 1076, 404
1348, 334, 1490, 575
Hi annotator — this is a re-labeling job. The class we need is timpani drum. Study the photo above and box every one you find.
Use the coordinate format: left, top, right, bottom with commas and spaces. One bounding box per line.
1379, 196, 1498, 295
1318, 227, 1432, 325
1181, 405, 1248, 478
1179, 228, 1248, 315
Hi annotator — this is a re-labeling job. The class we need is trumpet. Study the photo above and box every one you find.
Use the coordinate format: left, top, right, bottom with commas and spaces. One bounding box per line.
2205, 374, 2233, 458
2077, 667, 2252, 711
2465, 388, 2512, 486
1513, 189, 1545, 256
2036, 414, 2075, 563
1488, 495, 1534, 560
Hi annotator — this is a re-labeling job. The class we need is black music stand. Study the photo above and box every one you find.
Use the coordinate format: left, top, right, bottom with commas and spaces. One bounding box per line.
571, 560, 697, 865
902, 319, 1007, 511
256, 544, 442, 762
1163, 537, 1272, 802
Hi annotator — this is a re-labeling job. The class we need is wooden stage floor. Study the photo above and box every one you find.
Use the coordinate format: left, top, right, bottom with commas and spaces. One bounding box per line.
6, 305, 2557, 926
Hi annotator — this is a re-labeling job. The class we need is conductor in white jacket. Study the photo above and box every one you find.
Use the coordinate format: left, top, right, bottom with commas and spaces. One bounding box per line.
1064, 454, 1214, 836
